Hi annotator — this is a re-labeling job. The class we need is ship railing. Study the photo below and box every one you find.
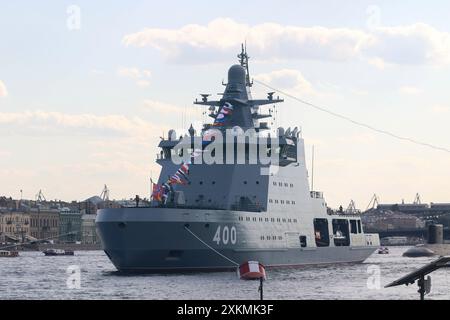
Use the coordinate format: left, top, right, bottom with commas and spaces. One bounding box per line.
327, 208, 362, 216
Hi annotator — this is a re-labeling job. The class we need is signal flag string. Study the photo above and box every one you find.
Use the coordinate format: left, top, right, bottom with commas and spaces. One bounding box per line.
254, 79, 450, 154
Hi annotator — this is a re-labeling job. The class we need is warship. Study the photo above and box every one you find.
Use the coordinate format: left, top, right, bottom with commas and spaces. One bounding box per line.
96, 46, 380, 272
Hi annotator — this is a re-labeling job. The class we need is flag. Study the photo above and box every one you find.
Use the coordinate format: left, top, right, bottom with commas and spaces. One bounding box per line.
169, 174, 184, 185
151, 184, 163, 202
212, 102, 233, 127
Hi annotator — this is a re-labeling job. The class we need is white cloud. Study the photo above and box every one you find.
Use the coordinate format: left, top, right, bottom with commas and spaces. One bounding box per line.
254, 69, 314, 95
0, 80, 8, 97
117, 67, 152, 87
136, 80, 151, 87
399, 86, 423, 95
142, 100, 197, 116
0, 110, 164, 139
362, 23, 450, 66
431, 105, 450, 114
123, 18, 450, 67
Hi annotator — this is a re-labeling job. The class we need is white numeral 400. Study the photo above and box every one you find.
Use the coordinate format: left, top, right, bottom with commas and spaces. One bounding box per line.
213, 226, 237, 245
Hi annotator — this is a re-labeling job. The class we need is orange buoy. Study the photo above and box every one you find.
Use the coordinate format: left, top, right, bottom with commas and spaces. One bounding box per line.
238, 261, 266, 280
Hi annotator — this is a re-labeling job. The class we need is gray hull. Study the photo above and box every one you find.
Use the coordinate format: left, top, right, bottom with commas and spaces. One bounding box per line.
96, 208, 377, 273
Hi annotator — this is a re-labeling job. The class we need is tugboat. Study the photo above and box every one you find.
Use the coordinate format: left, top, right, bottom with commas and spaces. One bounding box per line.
96, 45, 380, 272
43, 249, 74, 256
0, 250, 19, 258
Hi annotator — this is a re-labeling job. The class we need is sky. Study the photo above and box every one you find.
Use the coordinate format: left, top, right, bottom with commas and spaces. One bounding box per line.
1, 1, 450, 208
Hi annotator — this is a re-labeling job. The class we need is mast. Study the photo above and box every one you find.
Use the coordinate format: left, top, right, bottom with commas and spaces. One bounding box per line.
237, 43, 252, 87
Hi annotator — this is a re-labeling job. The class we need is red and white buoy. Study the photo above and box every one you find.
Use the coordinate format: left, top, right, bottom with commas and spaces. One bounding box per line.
238, 261, 266, 280
238, 261, 267, 300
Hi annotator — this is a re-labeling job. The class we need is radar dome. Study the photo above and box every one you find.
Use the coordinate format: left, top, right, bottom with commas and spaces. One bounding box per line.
228, 65, 246, 85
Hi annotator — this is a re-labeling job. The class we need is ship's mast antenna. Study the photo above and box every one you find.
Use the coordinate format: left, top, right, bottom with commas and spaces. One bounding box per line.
238, 43, 252, 87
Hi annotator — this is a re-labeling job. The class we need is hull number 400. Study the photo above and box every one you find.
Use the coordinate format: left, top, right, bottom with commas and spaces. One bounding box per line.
213, 226, 237, 245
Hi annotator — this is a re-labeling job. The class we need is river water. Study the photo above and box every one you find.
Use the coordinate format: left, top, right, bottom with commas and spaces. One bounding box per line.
1, 247, 449, 300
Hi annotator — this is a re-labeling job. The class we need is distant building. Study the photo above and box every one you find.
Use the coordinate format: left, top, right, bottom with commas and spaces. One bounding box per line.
0, 211, 31, 243
362, 210, 425, 231
81, 214, 100, 245
29, 208, 59, 240
78, 196, 120, 215
59, 208, 82, 243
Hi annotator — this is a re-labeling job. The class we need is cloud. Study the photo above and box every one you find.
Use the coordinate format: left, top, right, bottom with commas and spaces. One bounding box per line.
123, 19, 450, 67
362, 23, 450, 66
117, 67, 152, 87
0, 80, 8, 97
399, 86, 423, 95
431, 105, 450, 114
142, 99, 197, 116
123, 18, 368, 64
254, 69, 314, 95
0, 110, 164, 139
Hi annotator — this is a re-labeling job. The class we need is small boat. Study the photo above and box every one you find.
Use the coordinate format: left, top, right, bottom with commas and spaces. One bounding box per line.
238, 261, 266, 280
378, 247, 389, 254
43, 249, 74, 256
0, 250, 19, 257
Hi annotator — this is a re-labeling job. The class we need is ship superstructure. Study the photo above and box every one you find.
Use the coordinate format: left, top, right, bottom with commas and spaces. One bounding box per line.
96, 47, 379, 272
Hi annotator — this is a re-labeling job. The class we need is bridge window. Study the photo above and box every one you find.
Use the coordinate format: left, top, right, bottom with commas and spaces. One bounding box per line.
350, 220, 358, 234
332, 219, 350, 247
357, 220, 362, 233
265, 218, 269, 222
281, 200, 285, 204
